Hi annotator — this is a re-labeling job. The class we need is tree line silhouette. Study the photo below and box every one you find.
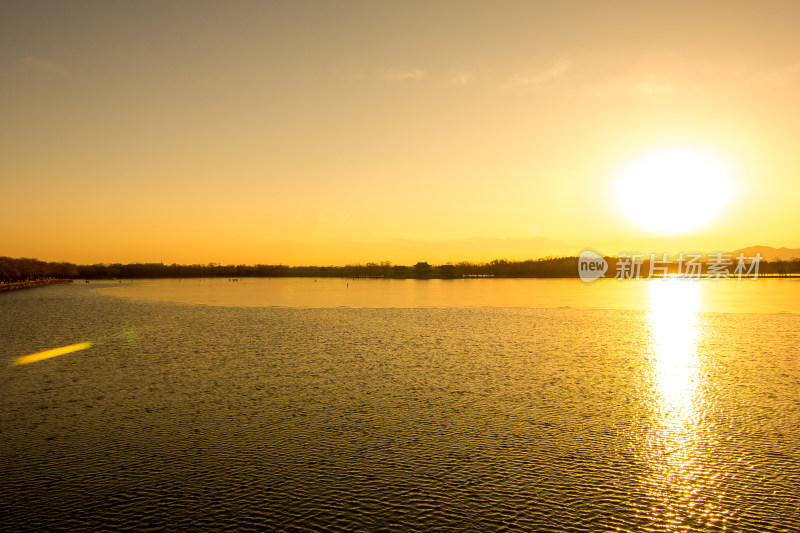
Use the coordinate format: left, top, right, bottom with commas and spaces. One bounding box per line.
74, 257, 582, 279
2, 255, 800, 283
0, 257, 79, 282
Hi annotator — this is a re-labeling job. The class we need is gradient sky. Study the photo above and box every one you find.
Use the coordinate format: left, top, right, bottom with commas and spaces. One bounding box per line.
2, 1, 799, 265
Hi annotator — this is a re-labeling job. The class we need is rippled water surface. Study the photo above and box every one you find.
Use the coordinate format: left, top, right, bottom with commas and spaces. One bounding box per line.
2, 281, 799, 531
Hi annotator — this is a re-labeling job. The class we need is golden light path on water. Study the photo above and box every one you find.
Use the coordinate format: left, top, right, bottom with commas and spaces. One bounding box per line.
643, 279, 730, 529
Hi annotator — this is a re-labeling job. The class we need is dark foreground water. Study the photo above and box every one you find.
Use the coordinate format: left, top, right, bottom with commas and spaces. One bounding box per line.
1, 282, 799, 531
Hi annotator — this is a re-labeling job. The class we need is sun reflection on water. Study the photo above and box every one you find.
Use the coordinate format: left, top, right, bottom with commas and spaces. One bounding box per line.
643, 279, 729, 529
649, 279, 701, 416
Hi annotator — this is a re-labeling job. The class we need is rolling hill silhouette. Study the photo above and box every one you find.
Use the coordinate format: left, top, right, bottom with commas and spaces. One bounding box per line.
731, 246, 800, 261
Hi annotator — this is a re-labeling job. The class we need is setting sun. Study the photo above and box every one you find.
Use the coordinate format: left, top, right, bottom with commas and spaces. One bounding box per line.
613, 148, 734, 235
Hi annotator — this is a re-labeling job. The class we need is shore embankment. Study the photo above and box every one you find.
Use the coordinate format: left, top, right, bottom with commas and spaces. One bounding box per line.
0, 279, 74, 292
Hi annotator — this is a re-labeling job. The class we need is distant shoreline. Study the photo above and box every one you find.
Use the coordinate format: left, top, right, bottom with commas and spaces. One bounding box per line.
2, 253, 800, 283
0, 279, 73, 292
84, 273, 796, 281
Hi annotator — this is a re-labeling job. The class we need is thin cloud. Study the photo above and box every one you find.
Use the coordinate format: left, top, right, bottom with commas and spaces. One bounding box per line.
450, 71, 474, 85
631, 78, 678, 96
349, 67, 471, 86
753, 62, 800, 87
505, 61, 571, 90
381, 68, 426, 82
587, 74, 682, 97
23, 56, 71, 77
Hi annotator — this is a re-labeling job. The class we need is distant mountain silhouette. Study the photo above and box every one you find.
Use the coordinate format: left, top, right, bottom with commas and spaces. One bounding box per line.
732, 245, 800, 261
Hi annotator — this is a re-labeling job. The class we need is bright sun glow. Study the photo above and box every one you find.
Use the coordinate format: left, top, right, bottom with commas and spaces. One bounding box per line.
614, 148, 734, 234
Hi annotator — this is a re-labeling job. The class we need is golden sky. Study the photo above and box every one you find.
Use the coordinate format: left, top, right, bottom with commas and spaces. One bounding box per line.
2, 1, 799, 265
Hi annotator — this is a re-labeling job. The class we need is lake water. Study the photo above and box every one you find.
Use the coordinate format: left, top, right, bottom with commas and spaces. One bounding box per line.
1, 279, 799, 531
